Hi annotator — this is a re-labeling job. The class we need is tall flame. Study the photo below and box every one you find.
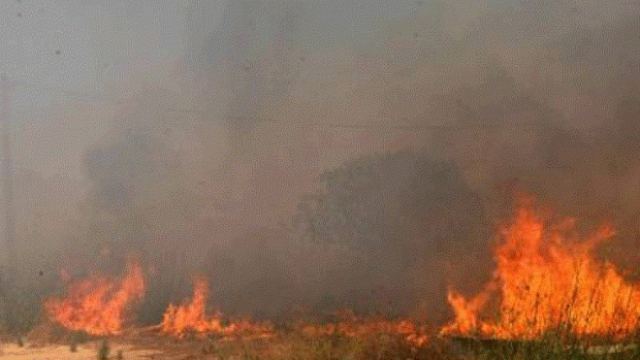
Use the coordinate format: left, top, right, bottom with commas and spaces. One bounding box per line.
161, 278, 224, 336
161, 278, 272, 338
45, 261, 145, 336
442, 195, 640, 340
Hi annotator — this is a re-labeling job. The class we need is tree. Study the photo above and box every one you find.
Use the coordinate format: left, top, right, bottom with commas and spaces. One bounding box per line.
294, 151, 489, 319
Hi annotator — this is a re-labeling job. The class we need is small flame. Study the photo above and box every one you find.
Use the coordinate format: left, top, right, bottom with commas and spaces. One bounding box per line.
301, 311, 429, 347
441, 195, 640, 340
45, 261, 145, 336
161, 278, 272, 338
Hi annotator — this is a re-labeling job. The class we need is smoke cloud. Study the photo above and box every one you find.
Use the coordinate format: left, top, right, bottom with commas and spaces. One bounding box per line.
1, 0, 639, 326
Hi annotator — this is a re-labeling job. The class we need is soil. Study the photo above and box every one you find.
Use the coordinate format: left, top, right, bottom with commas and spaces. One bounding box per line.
0, 341, 163, 359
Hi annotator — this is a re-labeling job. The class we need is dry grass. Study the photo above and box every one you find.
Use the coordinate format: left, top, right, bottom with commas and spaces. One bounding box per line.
0, 329, 638, 359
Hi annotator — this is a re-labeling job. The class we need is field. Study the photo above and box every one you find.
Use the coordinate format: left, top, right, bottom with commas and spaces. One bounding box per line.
5, 198, 640, 359
0, 328, 639, 360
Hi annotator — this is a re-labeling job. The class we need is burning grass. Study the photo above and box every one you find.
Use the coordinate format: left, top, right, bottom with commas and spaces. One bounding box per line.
43, 261, 145, 336
442, 195, 640, 342
8, 194, 640, 358
299, 310, 429, 347
160, 277, 274, 339
9, 329, 640, 359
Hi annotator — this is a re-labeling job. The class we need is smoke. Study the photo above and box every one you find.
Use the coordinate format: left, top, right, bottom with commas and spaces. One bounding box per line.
2, 0, 639, 326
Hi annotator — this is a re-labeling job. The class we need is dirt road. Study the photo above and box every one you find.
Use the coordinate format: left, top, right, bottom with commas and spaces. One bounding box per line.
0, 342, 163, 359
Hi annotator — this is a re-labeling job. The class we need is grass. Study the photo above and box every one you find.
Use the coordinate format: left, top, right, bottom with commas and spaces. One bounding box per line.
177, 332, 439, 360
3, 270, 640, 359
2, 320, 640, 359
186, 334, 640, 360
97, 339, 110, 360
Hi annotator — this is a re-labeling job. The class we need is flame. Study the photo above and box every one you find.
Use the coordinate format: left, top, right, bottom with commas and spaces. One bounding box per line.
161, 278, 273, 338
301, 311, 429, 347
441, 195, 640, 340
45, 261, 145, 336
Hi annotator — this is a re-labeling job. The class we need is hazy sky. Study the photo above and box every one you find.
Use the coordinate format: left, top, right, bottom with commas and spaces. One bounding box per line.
0, 1, 222, 178
0, 0, 639, 321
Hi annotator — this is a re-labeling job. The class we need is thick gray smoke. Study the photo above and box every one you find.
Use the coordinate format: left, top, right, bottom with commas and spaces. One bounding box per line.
1, 0, 639, 327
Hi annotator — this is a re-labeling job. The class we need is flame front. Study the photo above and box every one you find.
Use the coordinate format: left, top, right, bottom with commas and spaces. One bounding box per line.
301, 311, 429, 347
441, 196, 640, 340
161, 278, 273, 338
45, 261, 145, 336
161, 278, 224, 335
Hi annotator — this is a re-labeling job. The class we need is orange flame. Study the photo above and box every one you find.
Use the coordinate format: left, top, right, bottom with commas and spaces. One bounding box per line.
45, 261, 145, 336
161, 278, 273, 338
441, 196, 640, 340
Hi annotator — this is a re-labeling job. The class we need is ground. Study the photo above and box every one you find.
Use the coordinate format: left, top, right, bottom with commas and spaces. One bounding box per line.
0, 341, 161, 360
0, 332, 637, 359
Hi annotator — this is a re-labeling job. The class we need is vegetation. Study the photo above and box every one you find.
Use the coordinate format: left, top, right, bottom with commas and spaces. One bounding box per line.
142, 332, 640, 359
293, 151, 487, 317
97, 339, 110, 360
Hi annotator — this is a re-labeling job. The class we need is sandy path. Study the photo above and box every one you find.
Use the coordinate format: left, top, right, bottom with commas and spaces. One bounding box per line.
0, 342, 163, 359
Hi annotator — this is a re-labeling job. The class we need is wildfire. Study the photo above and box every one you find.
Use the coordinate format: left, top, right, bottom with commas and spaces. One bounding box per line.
441, 195, 640, 340
45, 261, 145, 336
160, 278, 273, 338
301, 311, 429, 347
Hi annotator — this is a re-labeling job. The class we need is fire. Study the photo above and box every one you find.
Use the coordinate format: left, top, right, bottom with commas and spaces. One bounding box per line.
301, 311, 429, 347
441, 195, 640, 340
161, 278, 273, 338
45, 261, 145, 336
